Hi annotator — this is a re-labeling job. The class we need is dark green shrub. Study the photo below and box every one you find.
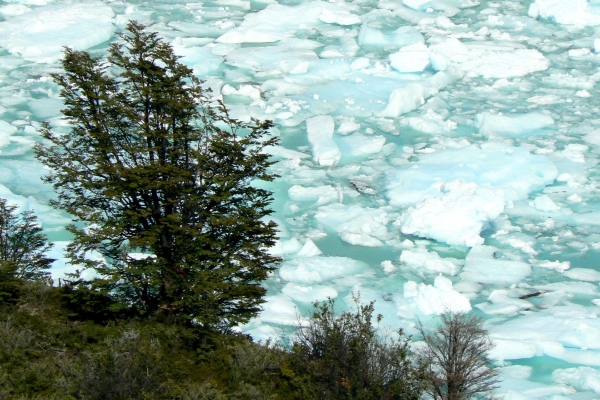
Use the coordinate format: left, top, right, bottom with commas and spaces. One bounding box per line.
289, 295, 428, 400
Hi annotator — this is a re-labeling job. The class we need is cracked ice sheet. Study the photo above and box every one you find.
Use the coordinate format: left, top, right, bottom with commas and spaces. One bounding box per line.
0, 2, 115, 63
487, 304, 600, 367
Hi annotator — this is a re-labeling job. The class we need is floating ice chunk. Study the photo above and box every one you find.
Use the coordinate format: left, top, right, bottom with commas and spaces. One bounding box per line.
380, 260, 396, 274
538, 260, 571, 272
0, 4, 31, 18
401, 180, 505, 247
27, 97, 63, 120
306, 115, 341, 166
489, 340, 537, 361
297, 238, 323, 257
315, 203, 389, 247
553, 367, 600, 393
476, 113, 554, 138
531, 0, 600, 26
259, 295, 300, 325
269, 238, 303, 256
350, 57, 370, 70
403, 0, 432, 11
389, 43, 430, 73
0, 2, 115, 63
0, 121, 17, 148
564, 268, 600, 282
395, 275, 472, 318
401, 109, 457, 134
377, 68, 462, 117
561, 143, 588, 163
489, 304, 600, 362
532, 195, 560, 212
222, 84, 262, 100
460, 245, 531, 285
264, 145, 310, 160
527, 94, 564, 105
288, 185, 339, 205
430, 39, 550, 78
386, 143, 558, 207
357, 24, 424, 49
476, 289, 533, 315
318, 7, 361, 25
337, 117, 360, 134
279, 256, 368, 284
338, 133, 386, 157
225, 45, 318, 76
282, 283, 337, 303
218, 2, 361, 43
429, 53, 449, 71
583, 129, 600, 146
400, 247, 459, 275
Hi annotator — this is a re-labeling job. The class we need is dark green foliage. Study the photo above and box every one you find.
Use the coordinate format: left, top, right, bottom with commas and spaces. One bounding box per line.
0, 198, 53, 303
35, 21, 279, 329
288, 296, 428, 400
0, 198, 53, 281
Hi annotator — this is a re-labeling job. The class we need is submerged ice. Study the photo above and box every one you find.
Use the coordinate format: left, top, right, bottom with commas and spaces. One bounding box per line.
2, 0, 600, 396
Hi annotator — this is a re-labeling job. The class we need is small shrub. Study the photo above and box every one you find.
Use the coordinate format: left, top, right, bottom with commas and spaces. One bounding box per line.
290, 295, 428, 400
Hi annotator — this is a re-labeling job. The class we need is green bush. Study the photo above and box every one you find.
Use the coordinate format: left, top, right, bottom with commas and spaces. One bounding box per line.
288, 295, 428, 400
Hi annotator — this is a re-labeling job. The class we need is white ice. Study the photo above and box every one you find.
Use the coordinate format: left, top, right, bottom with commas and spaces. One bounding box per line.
476, 113, 554, 138
0, 2, 115, 63
460, 245, 531, 286
395, 275, 472, 318
279, 256, 368, 284
315, 203, 389, 247
400, 179, 505, 247
306, 115, 341, 166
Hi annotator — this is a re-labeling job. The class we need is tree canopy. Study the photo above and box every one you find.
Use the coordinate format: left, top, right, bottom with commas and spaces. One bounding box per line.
35, 21, 280, 330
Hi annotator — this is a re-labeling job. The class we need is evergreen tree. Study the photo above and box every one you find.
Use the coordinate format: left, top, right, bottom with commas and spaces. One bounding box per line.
35, 21, 280, 330
0, 198, 53, 281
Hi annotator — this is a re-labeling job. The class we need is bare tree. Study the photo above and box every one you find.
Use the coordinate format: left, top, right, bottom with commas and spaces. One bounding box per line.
418, 312, 500, 400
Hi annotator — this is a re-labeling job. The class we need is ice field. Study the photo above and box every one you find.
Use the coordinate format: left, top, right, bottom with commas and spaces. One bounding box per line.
3, 0, 600, 396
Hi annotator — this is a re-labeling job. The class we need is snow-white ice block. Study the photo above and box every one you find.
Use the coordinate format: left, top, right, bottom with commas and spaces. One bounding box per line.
386, 143, 558, 207
389, 43, 430, 73
217, 2, 361, 43
403, 0, 432, 11
553, 367, 600, 393
0, 121, 17, 148
315, 203, 389, 247
306, 115, 341, 166
357, 24, 424, 49
377, 68, 463, 117
282, 283, 338, 303
488, 308, 600, 367
279, 256, 368, 284
400, 247, 459, 275
476, 290, 534, 315
288, 185, 339, 205
338, 133, 386, 157
395, 275, 471, 318
563, 268, 600, 282
531, 0, 600, 26
476, 113, 554, 138
225, 44, 318, 75
0, 2, 115, 63
430, 38, 550, 78
259, 295, 300, 325
400, 179, 505, 247
460, 245, 531, 285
